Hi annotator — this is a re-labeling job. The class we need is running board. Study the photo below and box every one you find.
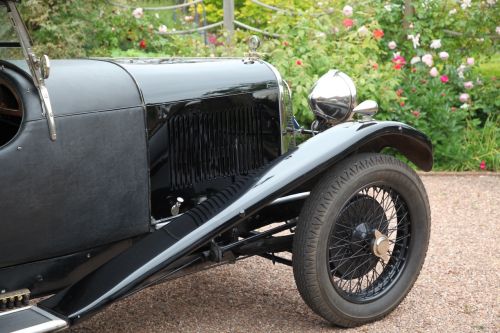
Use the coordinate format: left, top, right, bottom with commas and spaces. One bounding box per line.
0, 306, 67, 333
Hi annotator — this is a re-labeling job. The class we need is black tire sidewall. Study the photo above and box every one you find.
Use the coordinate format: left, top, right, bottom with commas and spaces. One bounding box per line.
299, 154, 430, 323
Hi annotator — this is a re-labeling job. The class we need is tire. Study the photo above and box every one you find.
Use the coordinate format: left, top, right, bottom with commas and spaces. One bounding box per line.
292, 153, 430, 327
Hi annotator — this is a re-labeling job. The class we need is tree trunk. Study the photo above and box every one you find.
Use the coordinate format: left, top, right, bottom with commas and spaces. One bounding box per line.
403, 0, 414, 30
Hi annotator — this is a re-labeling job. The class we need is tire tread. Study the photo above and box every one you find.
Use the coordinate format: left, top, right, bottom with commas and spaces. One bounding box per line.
292, 153, 430, 328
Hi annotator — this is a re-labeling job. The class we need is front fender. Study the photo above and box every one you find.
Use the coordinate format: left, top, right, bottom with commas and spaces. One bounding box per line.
40, 121, 432, 324
347, 121, 433, 171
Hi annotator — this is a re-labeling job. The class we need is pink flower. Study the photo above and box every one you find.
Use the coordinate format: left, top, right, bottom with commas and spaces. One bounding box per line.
343, 19, 354, 28
466, 57, 475, 66
459, 93, 470, 103
429, 67, 439, 77
439, 51, 449, 60
440, 75, 449, 83
283, 41, 289, 47
139, 39, 147, 49
392, 55, 406, 70
393, 55, 406, 65
372, 62, 379, 70
342, 5, 353, 17
412, 110, 421, 118
296, 59, 303, 66
208, 34, 218, 45
422, 54, 433, 67
464, 81, 474, 89
132, 8, 144, 19
388, 41, 397, 50
480, 160, 486, 170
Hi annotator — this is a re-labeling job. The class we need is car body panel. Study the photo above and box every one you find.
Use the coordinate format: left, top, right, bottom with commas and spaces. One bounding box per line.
39, 120, 432, 323
0, 105, 150, 267
0, 62, 150, 268
116, 58, 277, 105
0, 57, 283, 281
0, 238, 135, 297
4, 60, 143, 121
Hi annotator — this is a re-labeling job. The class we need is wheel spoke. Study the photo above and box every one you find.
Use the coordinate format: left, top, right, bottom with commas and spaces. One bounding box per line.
327, 184, 412, 301
389, 234, 411, 244
329, 238, 366, 250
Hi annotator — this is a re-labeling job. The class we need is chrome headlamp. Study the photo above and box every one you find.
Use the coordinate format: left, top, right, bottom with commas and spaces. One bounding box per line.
308, 70, 357, 124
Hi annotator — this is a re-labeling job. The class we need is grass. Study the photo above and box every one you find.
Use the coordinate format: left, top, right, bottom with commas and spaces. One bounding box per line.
478, 53, 500, 78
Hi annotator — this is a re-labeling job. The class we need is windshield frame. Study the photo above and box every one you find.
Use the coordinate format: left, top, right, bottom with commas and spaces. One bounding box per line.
1, 0, 58, 141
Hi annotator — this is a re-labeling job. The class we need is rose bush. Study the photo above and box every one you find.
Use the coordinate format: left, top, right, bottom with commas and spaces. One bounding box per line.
18, 0, 498, 171
369, 0, 499, 171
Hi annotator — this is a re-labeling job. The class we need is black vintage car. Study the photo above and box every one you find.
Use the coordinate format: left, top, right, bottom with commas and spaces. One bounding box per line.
0, 1, 433, 332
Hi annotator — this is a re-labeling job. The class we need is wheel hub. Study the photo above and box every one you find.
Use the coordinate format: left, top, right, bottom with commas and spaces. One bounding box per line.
330, 195, 391, 279
372, 230, 390, 261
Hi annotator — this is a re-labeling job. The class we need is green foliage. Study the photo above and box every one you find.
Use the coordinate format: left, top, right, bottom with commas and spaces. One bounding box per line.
13, 0, 499, 171
367, 0, 499, 170
254, 6, 402, 123
18, 0, 103, 58
373, 0, 499, 59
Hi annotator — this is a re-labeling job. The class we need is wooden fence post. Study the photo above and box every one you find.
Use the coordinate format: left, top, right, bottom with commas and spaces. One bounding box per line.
223, 0, 235, 43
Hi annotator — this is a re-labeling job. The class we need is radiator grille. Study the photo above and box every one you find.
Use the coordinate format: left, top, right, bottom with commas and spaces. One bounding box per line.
165, 106, 265, 190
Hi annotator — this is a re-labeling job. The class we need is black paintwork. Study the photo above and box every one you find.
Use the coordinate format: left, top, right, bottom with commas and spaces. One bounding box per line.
40, 120, 432, 323
0, 58, 282, 292
116, 58, 277, 105
0, 239, 135, 297
0, 62, 150, 269
5, 60, 144, 121
126, 59, 282, 214
0, 109, 150, 267
0, 54, 433, 328
147, 93, 281, 217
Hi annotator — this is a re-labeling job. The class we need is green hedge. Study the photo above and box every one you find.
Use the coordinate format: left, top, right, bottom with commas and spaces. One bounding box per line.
18, 0, 499, 171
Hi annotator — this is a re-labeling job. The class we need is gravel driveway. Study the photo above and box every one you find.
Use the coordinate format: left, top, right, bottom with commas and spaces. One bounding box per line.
70, 174, 499, 333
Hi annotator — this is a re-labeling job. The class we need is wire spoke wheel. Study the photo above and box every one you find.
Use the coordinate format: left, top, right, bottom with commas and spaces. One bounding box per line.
292, 153, 430, 328
328, 185, 410, 302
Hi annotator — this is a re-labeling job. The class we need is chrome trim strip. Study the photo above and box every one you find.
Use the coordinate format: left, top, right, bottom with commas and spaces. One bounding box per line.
261, 61, 287, 154
0, 306, 27, 316
0, 306, 68, 333
269, 192, 310, 205
153, 213, 184, 230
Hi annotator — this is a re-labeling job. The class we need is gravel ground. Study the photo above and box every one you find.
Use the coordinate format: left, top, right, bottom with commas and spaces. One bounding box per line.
70, 174, 500, 333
